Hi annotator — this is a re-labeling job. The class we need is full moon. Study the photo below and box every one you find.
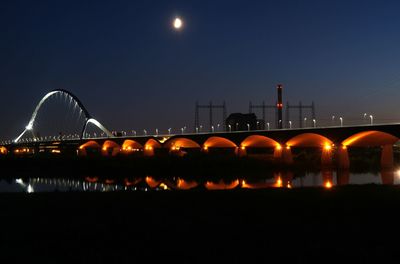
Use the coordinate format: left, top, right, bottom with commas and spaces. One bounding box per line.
173, 17, 183, 29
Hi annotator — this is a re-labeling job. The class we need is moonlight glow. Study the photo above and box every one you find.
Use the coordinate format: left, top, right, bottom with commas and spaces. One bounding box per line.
173, 17, 183, 29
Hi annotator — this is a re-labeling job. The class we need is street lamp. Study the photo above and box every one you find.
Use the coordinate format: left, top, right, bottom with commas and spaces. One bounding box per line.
181, 127, 184, 134
289, 121, 292, 129
312, 119, 316, 128
304, 117, 307, 127
363, 113, 367, 123
256, 121, 260, 130
267, 122, 270, 130
331, 115, 335, 126
168, 128, 171, 135
211, 125, 214, 132
339, 117, 343, 127
217, 123, 220, 131
196, 127, 199, 133
228, 124, 231, 132
247, 123, 250, 131
143, 129, 147, 136
236, 122, 239, 131
155, 128, 158, 136
369, 115, 373, 125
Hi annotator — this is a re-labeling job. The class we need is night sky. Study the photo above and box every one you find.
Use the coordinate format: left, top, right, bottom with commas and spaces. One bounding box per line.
2, 0, 400, 139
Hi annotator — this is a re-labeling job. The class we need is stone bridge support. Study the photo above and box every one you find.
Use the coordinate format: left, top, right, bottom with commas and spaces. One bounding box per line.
381, 144, 394, 169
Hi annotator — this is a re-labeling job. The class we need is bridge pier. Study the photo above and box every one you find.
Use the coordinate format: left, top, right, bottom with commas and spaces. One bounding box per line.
381, 145, 394, 169
337, 169, 350, 185
337, 146, 350, 169
238, 147, 247, 157
321, 146, 333, 168
282, 147, 293, 165
322, 169, 334, 188
381, 169, 394, 185
273, 146, 283, 160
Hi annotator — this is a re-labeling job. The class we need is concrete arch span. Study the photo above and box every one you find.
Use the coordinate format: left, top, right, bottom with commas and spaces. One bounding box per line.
122, 140, 143, 153
342, 131, 399, 147
144, 138, 162, 156
102, 140, 120, 156
203, 136, 238, 155
164, 138, 201, 149
0, 146, 7, 155
286, 133, 333, 148
340, 131, 399, 169
285, 133, 334, 167
239, 135, 282, 157
78, 140, 101, 156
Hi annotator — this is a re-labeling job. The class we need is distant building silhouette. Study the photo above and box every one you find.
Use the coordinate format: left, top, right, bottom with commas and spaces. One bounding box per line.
226, 113, 263, 131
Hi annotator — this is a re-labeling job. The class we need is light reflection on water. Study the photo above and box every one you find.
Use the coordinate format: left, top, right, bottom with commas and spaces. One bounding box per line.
1, 169, 400, 193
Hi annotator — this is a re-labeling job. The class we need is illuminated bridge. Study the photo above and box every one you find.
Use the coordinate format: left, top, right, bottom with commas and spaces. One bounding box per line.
1, 89, 400, 169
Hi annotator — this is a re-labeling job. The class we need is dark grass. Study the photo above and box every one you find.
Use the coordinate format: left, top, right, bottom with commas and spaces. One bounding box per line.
1, 186, 400, 263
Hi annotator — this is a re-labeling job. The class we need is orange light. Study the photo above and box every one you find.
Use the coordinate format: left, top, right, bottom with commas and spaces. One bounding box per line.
102, 147, 107, 151
286, 145, 290, 150
276, 144, 282, 150
324, 144, 332, 151
324, 181, 332, 189
286, 182, 292, 189
203, 146, 208, 150
342, 145, 347, 150
241, 146, 246, 150
276, 177, 283, 188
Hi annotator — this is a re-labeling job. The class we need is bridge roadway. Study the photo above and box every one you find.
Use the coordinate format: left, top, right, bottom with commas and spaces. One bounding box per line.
2, 123, 400, 169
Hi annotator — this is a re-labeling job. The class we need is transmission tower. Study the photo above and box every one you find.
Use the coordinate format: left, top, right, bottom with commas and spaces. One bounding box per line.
195, 101, 227, 132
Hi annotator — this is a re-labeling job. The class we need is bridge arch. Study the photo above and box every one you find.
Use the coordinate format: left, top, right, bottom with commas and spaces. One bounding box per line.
286, 133, 334, 167
78, 140, 101, 156
102, 140, 120, 157
286, 133, 333, 148
203, 136, 238, 155
122, 140, 143, 153
14, 89, 112, 142
0, 146, 7, 155
144, 138, 162, 156
341, 131, 399, 169
239, 135, 282, 157
342, 131, 399, 147
164, 138, 201, 150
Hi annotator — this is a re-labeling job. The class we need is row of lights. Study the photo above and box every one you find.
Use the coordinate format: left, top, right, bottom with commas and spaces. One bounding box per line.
0, 113, 378, 144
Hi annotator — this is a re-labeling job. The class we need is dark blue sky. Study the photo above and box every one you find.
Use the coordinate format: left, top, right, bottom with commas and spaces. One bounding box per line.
2, 0, 400, 139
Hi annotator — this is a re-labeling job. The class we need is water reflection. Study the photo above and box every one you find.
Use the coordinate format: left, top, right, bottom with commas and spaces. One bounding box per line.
1, 168, 399, 192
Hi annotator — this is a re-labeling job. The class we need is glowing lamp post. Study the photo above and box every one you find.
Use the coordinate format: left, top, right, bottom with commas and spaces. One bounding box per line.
331, 115, 335, 126
168, 128, 171, 135
339, 117, 343, 127
289, 121, 292, 129
267, 122, 270, 130
304, 117, 307, 127
247, 123, 250, 131
228, 124, 231, 132
211, 125, 214, 133
369, 115, 373, 125
312, 119, 316, 128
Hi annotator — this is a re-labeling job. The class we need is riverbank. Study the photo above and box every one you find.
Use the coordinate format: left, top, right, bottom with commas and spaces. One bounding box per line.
1, 185, 399, 263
